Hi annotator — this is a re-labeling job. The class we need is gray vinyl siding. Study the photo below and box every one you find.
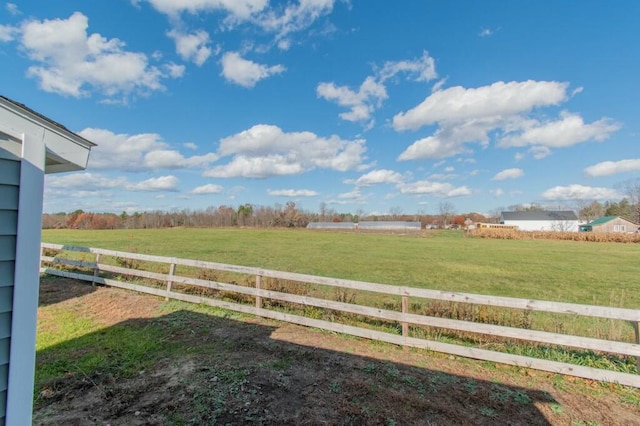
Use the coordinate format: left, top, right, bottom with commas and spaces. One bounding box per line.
0, 154, 19, 424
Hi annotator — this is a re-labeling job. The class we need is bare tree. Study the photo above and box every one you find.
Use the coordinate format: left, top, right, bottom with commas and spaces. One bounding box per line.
575, 200, 604, 223
438, 201, 455, 228
621, 179, 640, 223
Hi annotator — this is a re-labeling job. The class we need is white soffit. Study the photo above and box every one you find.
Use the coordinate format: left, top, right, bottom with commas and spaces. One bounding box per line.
0, 96, 95, 174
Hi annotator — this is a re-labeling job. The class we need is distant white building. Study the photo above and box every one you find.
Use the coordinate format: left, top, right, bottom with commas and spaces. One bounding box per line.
500, 211, 579, 232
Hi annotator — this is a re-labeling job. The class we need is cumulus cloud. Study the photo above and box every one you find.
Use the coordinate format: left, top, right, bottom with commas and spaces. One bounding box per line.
352, 169, 404, 187
80, 128, 218, 171
204, 124, 366, 178
267, 189, 319, 197
46, 172, 179, 192
497, 111, 620, 148
126, 175, 180, 191
142, 0, 268, 20
541, 184, 622, 200
220, 51, 285, 87
191, 183, 224, 194
7, 12, 181, 99
584, 159, 640, 177
46, 172, 126, 190
318, 51, 437, 126
167, 29, 214, 66
317, 77, 387, 124
492, 168, 524, 181
0, 24, 17, 42
399, 181, 471, 197
393, 80, 568, 131
395, 80, 620, 161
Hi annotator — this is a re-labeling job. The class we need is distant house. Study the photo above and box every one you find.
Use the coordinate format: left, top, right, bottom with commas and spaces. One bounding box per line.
500, 211, 579, 232
580, 216, 639, 233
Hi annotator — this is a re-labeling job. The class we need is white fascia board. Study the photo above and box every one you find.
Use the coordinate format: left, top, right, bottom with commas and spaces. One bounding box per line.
0, 98, 94, 174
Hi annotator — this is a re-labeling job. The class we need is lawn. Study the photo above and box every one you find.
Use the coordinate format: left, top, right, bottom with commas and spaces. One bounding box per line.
42, 228, 640, 308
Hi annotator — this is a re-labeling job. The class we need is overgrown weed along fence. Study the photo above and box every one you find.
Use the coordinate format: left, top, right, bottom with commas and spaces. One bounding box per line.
40, 243, 640, 388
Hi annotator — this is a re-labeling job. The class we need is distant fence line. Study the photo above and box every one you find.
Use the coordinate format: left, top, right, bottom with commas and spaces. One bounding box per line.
307, 221, 421, 230
40, 243, 640, 388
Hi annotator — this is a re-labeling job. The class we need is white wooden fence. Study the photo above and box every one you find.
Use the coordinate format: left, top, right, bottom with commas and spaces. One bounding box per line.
39, 243, 640, 388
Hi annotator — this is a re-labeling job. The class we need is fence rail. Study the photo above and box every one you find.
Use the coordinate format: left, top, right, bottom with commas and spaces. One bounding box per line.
40, 242, 640, 388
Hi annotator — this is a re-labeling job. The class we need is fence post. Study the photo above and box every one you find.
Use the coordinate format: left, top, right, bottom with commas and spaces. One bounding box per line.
255, 275, 262, 311
402, 292, 409, 340
92, 253, 101, 287
633, 322, 640, 374
166, 263, 176, 301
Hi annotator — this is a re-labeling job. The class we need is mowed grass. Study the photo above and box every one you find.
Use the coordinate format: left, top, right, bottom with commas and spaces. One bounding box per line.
42, 228, 640, 308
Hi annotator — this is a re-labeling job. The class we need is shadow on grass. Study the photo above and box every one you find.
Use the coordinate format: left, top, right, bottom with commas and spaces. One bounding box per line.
38, 276, 96, 306
34, 283, 557, 426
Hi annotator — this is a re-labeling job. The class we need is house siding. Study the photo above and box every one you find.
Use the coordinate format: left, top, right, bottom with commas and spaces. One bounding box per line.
591, 217, 638, 233
0, 152, 19, 425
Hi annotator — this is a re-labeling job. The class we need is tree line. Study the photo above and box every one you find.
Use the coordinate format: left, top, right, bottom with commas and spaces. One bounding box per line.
42, 192, 640, 231
42, 201, 489, 230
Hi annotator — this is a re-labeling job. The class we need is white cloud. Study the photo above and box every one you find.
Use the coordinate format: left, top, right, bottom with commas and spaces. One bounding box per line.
167, 29, 213, 66
143, 0, 268, 19
490, 188, 504, 197
398, 134, 471, 161
80, 128, 218, 171
267, 189, 319, 197
184, 142, 198, 150
393, 80, 568, 131
492, 168, 524, 181
584, 159, 640, 177
251, 0, 335, 46
191, 183, 224, 194
317, 76, 387, 124
220, 51, 285, 87
338, 189, 365, 200
126, 175, 180, 191
144, 150, 219, 169
46, 172, 126, 190
12, 12, 180, 99
5, 3, 19, 15
353, 169, 403, 187
318, 51, 437, 126
529, 146, 551, 159
46, 172, 179, 192
205, 124, 366, 178
497, 111, 620, 148
399, 181, 471, 197
0, 24, 17, 42
394, 80, 620, 162
479, 28, 493, 37
541, 184, 622, 200
164, 62, 186, 78
378, 51, 437, 83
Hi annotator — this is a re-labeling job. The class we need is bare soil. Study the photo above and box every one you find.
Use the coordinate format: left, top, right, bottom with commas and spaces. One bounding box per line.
34, 278, 640, 425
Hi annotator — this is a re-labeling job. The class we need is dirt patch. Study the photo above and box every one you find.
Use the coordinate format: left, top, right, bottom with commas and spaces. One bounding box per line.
34, 277, 640, 425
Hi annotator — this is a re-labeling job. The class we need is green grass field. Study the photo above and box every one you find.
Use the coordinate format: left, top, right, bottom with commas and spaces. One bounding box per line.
41, 228, 640, 308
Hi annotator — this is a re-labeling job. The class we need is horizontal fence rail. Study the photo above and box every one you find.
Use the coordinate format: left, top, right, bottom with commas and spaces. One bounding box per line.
40, 242, 640, 388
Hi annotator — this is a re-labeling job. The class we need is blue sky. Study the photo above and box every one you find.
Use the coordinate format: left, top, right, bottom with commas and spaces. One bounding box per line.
1, 1, 639, 216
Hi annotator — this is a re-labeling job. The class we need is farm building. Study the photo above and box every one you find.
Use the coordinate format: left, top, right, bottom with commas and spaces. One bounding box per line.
306, 222, 356, 230
580, 216, 639, 233
306, 221, 422, 231
0, 96, 94, 424
500, 211, 579, 232
358, 221, 421, 231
